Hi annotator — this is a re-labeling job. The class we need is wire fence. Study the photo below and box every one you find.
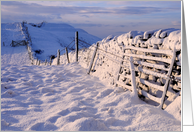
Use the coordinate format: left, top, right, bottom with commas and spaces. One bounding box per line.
54, 39, 93, 56
79, 41, 181, 83
24, 26, 181, 84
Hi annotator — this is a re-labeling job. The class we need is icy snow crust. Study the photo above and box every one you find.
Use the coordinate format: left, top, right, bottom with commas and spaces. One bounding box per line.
1, 23, 181, 131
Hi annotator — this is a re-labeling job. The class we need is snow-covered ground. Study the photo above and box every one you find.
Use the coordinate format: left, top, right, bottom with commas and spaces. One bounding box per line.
1, 22, 181, 131
1, 63, 181, 131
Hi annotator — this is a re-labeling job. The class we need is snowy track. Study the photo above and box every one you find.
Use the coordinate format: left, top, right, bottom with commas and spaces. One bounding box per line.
1, 63, 181, 131
1, 46, 31, 66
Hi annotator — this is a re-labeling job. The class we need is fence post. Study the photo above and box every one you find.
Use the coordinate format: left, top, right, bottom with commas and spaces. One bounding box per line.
75, 31, 78, 62
65, 47, 70, 64
38, 60, 40, 65
57, 49, 60, 65
36, 58, 38, 65
50, 57, 52, 65
87, 43, 99, 74
45, 59, 47, 65
11, 40, 14, 47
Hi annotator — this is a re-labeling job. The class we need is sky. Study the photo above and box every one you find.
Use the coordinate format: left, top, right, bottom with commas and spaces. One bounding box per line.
1, 1, 181, 39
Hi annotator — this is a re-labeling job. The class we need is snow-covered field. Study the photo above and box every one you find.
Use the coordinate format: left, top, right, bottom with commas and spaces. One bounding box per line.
1, 22, 181, 131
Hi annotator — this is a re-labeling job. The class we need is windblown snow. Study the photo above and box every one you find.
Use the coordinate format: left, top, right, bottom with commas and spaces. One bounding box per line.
1, 22, 181, 131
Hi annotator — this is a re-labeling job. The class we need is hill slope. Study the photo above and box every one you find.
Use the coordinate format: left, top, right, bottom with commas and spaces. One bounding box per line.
26, 22, 101, 61
1, 22, 101, 63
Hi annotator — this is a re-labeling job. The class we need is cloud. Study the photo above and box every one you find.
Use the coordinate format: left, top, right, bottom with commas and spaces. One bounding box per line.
70, 23, 110, 27
1, 1, 180, 16
1, 1, 181, 39
81, 15, 91, 18
172, 21, 181, 26
119, 25, 126, 27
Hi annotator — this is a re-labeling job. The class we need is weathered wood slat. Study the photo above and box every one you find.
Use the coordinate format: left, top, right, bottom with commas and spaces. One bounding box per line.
123, 53, 171, 64
138, 78, 164, 91
135, 67, 169, 79
134, 60, 169, 71
116, 81, 132, 91
139, 89, 161, 103
129, 57, 138, 94
124, 46, 173, 56
119, 74, 132, 80
115, 48, 126, 87
117, 45, 176, 109
120, 63, 131, 69
87, 43, 99, 74
158, 46, 176, 109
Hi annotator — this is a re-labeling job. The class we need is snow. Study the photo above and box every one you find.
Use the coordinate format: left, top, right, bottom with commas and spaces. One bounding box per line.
25, 22, 101, 61
1, 22, 181, 131
1, 22, 25, 46
163, 30, 181, 51
165, 96, 181, 121
1, 46, 31, 65
1, 63, 181, 131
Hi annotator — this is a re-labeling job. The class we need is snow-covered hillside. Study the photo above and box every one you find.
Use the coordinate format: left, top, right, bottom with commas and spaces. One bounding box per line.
1, 22, 101, 63
1, 23, 31, 65
26, 22, 101, 61
1, 22, 181, 131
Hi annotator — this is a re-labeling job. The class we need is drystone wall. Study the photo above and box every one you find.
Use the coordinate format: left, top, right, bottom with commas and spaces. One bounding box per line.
21, 22, 49, 66
52, 29, 181, 109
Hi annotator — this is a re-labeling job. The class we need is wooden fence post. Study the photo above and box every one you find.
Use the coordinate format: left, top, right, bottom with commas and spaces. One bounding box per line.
11, 40, 13, 47
36, 58, 38, 65
75, 31, 78, 62
65, 47, 70, 64
32, 59, 34, 65
45, 59, 47, 65
50, 57, 52, 65
57, 49, 60, 65
87, 43, 99, 74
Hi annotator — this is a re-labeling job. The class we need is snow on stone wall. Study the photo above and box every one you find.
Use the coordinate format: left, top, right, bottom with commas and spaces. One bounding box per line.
53, 28, 181, 110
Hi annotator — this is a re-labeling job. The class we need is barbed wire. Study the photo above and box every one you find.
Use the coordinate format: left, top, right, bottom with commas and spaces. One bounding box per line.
66, 40, 75, 48
78, 39, 92, 46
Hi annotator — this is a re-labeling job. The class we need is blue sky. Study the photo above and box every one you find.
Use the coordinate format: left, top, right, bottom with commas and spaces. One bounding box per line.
1, 1, 181, 39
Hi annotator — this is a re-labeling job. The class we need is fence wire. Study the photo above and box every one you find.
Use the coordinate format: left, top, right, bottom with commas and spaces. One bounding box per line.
53, 38, 181, 83
82, 42, 181, 83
